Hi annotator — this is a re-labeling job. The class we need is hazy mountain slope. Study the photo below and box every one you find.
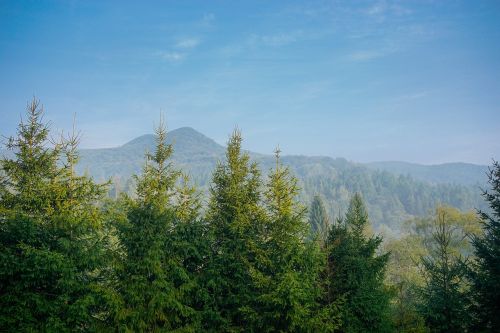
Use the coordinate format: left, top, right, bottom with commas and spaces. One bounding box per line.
77, 127, 226, 187
366, 161, 489, 186
1, 127, 487, 231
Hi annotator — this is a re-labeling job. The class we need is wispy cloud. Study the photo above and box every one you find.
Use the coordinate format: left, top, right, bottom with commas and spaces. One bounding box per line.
156, 37, 200, 63
157, 51, 185, 62
364, 0, 412, 18
256, 31, 302, 47
365, 1, 388, 17
219, 30, 310, 59
175, 37, 200, 49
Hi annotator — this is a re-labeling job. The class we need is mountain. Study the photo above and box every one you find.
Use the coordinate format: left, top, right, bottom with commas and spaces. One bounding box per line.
366, 161, 489, 186
1, 127, 488, 232
77, 127, 225, 187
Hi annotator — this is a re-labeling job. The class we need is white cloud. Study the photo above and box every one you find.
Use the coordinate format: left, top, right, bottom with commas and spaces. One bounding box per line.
259, 32, 301, 46
155, 37, 200, 63
250, 30, 304, 47
157, 51, 185, 62
364, 0, 412, 18
366, 1, 388, 16
175, 38, 200, 49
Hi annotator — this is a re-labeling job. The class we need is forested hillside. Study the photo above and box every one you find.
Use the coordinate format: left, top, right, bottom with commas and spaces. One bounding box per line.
2, 101, 498, 332
68, 128, 486, 231
366, 161, 489, 186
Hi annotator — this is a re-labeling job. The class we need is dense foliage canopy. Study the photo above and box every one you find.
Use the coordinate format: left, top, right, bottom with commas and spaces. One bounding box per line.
0, 99, 497, 332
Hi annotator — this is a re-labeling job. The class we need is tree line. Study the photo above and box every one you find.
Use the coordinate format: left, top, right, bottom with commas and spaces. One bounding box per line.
1, 99, 499, 332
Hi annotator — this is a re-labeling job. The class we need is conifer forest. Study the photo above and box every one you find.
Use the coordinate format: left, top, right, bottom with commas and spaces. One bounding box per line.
2, 1, 500, 332
1, 99, 498, 332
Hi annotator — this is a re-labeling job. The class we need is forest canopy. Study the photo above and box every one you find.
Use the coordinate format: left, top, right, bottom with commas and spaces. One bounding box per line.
0, 99, 498, 332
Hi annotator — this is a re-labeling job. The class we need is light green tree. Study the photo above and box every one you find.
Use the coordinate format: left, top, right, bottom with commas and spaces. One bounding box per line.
0, 98, 110, 331
201, 129, 265, 331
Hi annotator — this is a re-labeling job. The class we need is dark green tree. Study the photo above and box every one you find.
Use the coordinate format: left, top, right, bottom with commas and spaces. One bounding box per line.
202, 129, 264, 331
469, 160, 500, 332
309, 195, 330, 241
418, 209, 470, 333
324, 193, 392, 332
0, 98, 110, 331
113, 119, 200, 331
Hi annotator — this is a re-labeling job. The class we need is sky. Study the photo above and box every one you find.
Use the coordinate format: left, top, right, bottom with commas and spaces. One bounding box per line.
1, 0, 499, 165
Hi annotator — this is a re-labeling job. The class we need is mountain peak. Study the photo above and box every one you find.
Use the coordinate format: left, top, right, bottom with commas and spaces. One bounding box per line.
120, 127, 224, 155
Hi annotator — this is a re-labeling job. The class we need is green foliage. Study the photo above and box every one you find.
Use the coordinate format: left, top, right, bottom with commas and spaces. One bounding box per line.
0, 98, 110, 331
249, 150, 338, 332
417, 209, 471, 333
384, 236, 427, 333
113, 120, 201, 331
0, 99, 489, 332
201, 129, 264, 331
469, 160, 500, 332
323, 193, 392, 333
49, 128, 486, 231
301, 167, 484, 232
366, 161, 488, 186
383, 206, 481, 332
309, 195, 330, 241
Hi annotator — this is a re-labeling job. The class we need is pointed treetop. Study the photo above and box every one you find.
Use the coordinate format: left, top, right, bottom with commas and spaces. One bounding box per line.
345, 193, 369, 236
135, 116, 180, 208
274, 146, 281, 170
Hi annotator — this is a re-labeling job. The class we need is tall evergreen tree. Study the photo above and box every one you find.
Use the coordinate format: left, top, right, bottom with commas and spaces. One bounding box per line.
113, 119, 200, 331
418, 209, 470, 333
309, 195, 330, 241
0, 98, 110, 331
170, 173, 211, 328
202, 129, 264, 331
324, 193, 392, 333
470, 160, 500, 332
251, 149, 338, 332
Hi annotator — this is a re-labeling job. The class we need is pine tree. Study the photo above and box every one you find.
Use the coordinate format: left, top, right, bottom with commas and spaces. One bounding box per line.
0, 98, 110, 331
250, 149, 337, 332
470, 160, 500, 332
309, 195, 330, 241
113, 119, 200, 331
324, 193, 392, 333
202, 129, 264, 331
418, 209, 470, 333
170, 173, 210, 327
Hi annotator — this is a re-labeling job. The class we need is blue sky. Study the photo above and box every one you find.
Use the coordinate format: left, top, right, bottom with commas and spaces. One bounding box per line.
1, 0, 499, 164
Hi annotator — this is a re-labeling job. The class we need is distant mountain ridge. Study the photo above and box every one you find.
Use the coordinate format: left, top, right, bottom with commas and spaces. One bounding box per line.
366, 161, 488, 186
76, 127, 226, 186
1, 127, 489, 232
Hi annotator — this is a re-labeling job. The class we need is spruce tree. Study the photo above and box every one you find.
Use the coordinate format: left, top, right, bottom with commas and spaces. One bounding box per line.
0, 98, 110, 331
251, 149, 337, 332
324, 193, 392, 333
113, 119, 199, 331
170, 173, 210, 327
202, 129, 264, 331
470, 160, 500, 332
309, 195, 330, 241
418, 209, 470, 333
